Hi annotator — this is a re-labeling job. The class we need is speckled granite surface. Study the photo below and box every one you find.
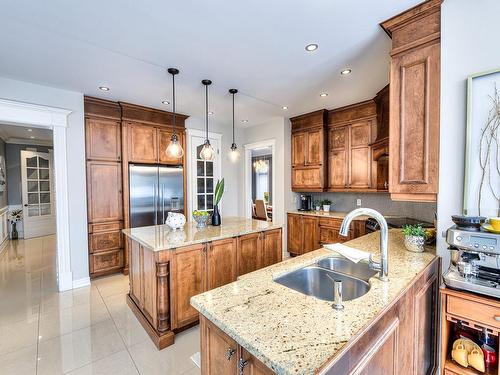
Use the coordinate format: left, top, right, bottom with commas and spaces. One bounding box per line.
122, 217, 282, 251
287, 210, 402, 221
191, 230, 436, 375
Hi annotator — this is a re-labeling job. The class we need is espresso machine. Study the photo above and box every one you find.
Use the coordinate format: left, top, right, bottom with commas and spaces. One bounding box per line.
298, 194, 312, 211
444, 220, 500, 299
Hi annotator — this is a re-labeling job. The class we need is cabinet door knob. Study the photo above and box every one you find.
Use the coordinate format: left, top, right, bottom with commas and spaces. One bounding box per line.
239, 358, 248, 375
494, 315, 500, 322
225, 348, 236, 361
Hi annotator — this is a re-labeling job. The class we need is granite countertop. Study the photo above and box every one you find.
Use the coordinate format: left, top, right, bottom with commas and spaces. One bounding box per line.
122, 217, 282, 251
191, 230, 436, 375
287, 210, 370, 220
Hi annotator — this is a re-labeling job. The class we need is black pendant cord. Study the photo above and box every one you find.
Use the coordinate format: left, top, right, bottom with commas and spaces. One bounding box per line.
229, 88, 238, 149
232, 92, 235, 144
172, 72, 176, 135
205, 83, 209, 142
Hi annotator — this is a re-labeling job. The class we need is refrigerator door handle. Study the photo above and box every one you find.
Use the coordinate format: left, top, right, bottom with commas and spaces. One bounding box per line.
161, 184, 165, 224
153, 184, 157, 225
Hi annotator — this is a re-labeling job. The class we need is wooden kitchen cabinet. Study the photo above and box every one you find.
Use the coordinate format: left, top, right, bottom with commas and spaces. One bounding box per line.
207, 238, 238, 290
290, 110, 327, 192
237, 233, 262, 276
241, 348, 275, 375
381, 0, 441, 202
86, 161, 123, 223
127, 123, 158, 163
201, 317, 239, 375
327, 101, 377, 192
171, 243, 207, 329
261, 229, 282, 268
85, 117, 121, 161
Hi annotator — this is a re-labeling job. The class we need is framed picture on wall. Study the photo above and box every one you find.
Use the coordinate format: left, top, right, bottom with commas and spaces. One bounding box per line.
463, 68, 500, 217
0, 155, 5, 192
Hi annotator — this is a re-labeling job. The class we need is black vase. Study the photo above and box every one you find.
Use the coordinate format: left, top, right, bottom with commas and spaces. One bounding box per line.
11, 222, 18, 240
211, 204, 221, 226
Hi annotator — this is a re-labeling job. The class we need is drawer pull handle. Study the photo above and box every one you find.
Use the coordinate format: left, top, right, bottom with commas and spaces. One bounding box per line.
225, 348, 236, 361
495, 315, 500, 322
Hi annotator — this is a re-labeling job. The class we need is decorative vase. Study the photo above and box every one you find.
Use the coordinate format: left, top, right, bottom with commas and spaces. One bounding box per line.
165, 212, 186, 230
404, 235, 425, 253
211, 205, 221, 226
323, 205, 331, 212
315, 205, 321, 211
11, 222, 18, 240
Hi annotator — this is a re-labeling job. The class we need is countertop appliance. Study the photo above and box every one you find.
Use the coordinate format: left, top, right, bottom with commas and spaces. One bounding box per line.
365, 217, 434, 232
298, 194, 312, 211
129, 164, 184, 228
444, 225, 500, 299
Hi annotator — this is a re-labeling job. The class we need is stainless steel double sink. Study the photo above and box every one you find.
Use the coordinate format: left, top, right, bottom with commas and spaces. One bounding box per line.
274, 257, 377, 302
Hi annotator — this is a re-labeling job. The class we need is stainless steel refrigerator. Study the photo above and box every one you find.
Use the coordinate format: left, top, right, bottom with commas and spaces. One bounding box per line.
129, 164, 184, 228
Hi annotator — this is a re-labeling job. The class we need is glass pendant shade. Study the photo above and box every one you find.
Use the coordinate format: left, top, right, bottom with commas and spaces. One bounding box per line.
199, 140, 215, 161
165, 134, 184, 158
228, 143, 240, 162
166, 67, 184, 159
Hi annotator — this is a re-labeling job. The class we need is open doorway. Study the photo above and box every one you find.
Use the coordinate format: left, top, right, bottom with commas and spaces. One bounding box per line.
244, 140, 275, 222
0, 123, 55, 242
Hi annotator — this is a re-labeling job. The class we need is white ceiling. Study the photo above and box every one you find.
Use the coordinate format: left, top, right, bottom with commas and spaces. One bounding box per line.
0, 123, 53, 145
0, 0, 421, 127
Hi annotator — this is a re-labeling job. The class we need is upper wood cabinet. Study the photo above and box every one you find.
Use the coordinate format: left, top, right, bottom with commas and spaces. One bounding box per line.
85, 118, 121, 161
327, 101, 377, 192
381, 0, 441, 202
121, 102, 188, 166
290, 110, 327, 192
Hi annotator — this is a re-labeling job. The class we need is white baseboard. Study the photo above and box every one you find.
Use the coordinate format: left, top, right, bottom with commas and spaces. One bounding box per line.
58, 271, 73, 292
72, 277, 91, 289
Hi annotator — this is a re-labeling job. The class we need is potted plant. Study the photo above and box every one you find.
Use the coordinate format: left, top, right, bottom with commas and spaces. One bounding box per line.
402, 224, 427, 253
321, 199, 332, 212
212, 178, 224, 226
8, 209, 23, 240
313, 200, 321, 211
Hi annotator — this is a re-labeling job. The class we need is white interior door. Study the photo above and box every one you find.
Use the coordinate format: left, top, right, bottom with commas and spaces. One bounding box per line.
188, 133, 221, 215
21, 150, 56, 238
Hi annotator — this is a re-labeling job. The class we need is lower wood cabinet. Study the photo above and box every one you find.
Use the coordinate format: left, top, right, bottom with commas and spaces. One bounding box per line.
287, 213, 366, 257
127, 228, 283, 349
170, 243, 206, 329
207, 238, 238, 290
201, 316, 273, 375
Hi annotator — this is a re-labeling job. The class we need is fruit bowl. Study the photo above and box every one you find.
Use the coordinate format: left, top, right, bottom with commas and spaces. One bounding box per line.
192, 211, 210, 228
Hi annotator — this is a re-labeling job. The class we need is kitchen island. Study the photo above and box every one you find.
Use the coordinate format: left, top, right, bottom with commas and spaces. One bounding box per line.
122, 217, 283, 349
191, 229, 439, 374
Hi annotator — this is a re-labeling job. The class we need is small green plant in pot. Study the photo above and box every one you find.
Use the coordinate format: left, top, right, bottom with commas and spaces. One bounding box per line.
321, 199, 332, 212
211, 178, 224, 226
313, 200, 321, 211
402, 224, 427, 253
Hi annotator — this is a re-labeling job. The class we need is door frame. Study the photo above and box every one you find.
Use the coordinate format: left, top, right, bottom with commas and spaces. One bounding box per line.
244, 139, 276, 221
0, 98, 73, 291
185, 128, 222, 218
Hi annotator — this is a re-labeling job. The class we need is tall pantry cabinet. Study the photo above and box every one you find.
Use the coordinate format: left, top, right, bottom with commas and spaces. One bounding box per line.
85, 97, 125, 277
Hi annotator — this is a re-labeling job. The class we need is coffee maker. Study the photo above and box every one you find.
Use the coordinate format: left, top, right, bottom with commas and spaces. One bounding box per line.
444, 224, 500, 299
298, 194, 312, 211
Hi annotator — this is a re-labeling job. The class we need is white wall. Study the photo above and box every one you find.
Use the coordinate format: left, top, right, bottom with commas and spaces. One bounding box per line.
0, 76, 88, 282
185, 117, 242, 217
438, 0, 500, 267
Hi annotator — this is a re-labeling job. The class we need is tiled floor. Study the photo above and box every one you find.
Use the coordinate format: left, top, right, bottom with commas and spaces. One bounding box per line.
0, 236, 201, 375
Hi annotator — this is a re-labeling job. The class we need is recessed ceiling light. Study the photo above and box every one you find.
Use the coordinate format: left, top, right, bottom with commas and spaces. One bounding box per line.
98, 86, 110, 91
208, 111, 214, 115
161, 100, 170, 105
305, 43, 318, 52
30, 136, 35, 139
282, 106, 288, 111
241, 119, 249, 123
320, 93, 328, 97
341, 68, 352, 75
27, 128, 32, 132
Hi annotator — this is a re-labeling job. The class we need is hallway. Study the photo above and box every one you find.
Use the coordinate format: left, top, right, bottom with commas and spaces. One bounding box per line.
0, 237, 200, 375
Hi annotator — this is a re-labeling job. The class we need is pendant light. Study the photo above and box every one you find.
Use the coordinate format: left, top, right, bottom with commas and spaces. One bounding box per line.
165, 68, 184, 159
199, 79, 215, 161
228, 88, 240, 162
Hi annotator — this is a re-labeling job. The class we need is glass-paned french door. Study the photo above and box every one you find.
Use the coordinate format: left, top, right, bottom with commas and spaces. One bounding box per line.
190, 134, 220, 214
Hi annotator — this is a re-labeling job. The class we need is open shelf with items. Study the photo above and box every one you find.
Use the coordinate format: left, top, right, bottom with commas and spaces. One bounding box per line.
441, 288, 500, 375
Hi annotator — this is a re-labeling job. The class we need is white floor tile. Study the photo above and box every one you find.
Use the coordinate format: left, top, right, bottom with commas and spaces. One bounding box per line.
0, 345, 37, 375
37, 319, 126, 375
0, 314, 39, 355
64, 350, 139, 375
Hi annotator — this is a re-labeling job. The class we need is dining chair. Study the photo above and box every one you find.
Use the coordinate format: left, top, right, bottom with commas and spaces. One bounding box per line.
254, 199, 270, 221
